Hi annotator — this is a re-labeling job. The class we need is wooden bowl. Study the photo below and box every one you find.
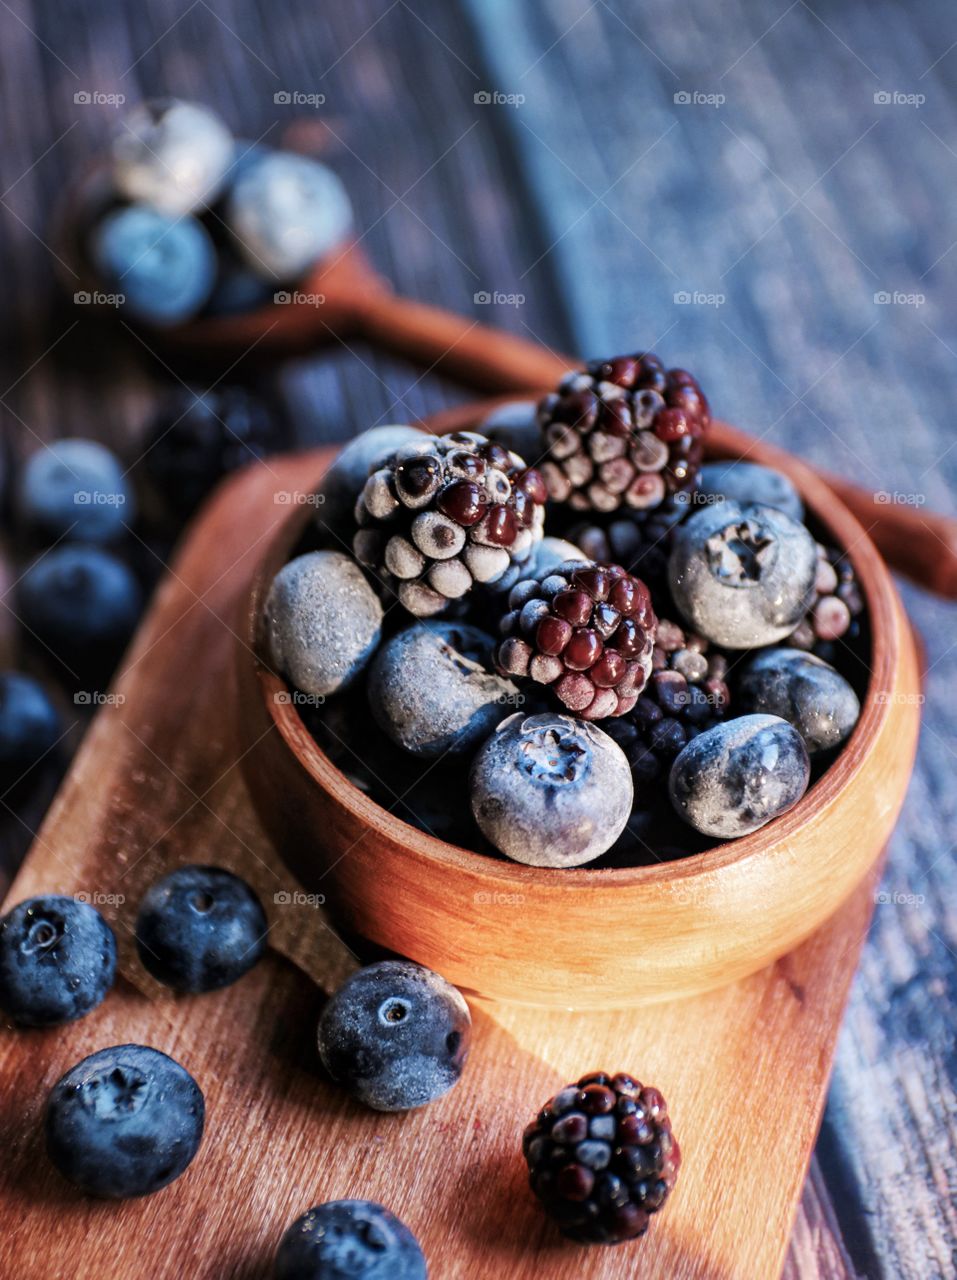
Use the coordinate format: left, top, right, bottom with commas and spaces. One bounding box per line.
236, 404, 921, 1008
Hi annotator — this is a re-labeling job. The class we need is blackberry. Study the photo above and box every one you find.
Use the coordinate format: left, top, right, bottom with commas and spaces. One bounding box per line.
143, 385, 288, 518
352, 431, 546, 617
567, 496, 688, 601
786, 543, 864, 661
536, 352, 709, 514
523, 1071, 680, 1245
604, 619, 730, 785
496, 560, 657, 720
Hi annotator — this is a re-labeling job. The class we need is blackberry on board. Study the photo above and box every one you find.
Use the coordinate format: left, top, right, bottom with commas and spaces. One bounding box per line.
536, 352, 709, 514
523, 1071, 680, 1245
496, 560, 657, 720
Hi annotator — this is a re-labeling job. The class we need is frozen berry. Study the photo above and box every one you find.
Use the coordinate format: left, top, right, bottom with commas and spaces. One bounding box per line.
469, 712, 633, 866
143, 385, 287, 518
495, 560, 657, 720
696, 460, 803, 523
367, 622, 518, 759
669, 713, 810, 838
275, 1199, 427, 1280
0, 672, 62, 782
524, 1071, 680, 1244
568, 497, 688, 603
318, 960, 471, 1112
89, 205, 216, 327
0, 895, 116, 1027
16, 545, 142, 676
668, 501, 817, 648
736, 647, 860, 755
226, 150, 353, 281
319, 425, 428, 534
45, 1044, 204, 1198
353, 432, 546, 616
265, 551, 383, 698
135, 865, 267, 993
479, 398, 541, 462
536, 353, 709, 513
787, 543, 865, 660
18, 439, 133, 545
112, 99, 234, 215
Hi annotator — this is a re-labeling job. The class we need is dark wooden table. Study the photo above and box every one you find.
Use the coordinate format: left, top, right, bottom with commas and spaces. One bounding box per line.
0, 2, 955, 1276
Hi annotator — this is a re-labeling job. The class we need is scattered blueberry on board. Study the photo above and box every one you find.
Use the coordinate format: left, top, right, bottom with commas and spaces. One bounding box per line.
89, 204, 217, 327
524, 1071, 680, 1245
0, 671, 62, 782
16, 544, 142, 675
17, 438, 132, 545
142, 385, 288, 518
317, 960, 471, 1112
135, 865, 268, 993
275, 1200, 427, 1280
0, 894, 116, 1027
470, 712, 633, 867
44, 1044, 204, 1198
668, 713, 811, 838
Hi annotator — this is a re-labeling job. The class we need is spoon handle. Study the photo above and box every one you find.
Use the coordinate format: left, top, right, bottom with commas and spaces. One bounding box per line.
356, 296, 957, 600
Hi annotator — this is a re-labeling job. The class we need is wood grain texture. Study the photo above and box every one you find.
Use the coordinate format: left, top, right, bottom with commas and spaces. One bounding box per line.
0, 0, 954, 1274
0, 444, 891, 1280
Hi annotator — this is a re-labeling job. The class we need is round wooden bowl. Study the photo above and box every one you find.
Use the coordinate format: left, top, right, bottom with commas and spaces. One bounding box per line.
236, 403, 921, 1008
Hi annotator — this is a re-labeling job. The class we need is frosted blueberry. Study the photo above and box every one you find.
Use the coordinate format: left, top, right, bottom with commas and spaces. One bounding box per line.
275, 1200, 427, 1280
368, 622, 518, 758
318, 960, 470, 1112
469, 712, 633, 867
319, 425, 427, 533
736, 647, 860, 755
668, 713, 810, 838
668, 501, 817, 648
112, 99, 234, 215
45, 1044, 204, 1198
265, 551, 383, 698
697, 461, 803, 523
479, 398, 541, 461
18, 439, 132, 544
90, 205, 216, 326
226, 150, 353, 281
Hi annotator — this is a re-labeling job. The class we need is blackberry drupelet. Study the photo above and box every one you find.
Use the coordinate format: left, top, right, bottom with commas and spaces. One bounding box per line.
523, 1071, 680, 1245
352, 431, 546, 617
604, 618, 730, 785
536, 352, 709, 514
787, 543, 864, 660
495, 560, 657, 720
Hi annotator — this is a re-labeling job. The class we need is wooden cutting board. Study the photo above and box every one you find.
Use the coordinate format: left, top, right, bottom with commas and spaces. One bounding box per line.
0, 451, 895, 1280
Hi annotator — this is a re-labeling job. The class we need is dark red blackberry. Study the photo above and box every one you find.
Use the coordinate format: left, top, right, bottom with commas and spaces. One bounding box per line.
523, 1071, 680, 1245
536, 352, 709, 514
604, 619, 730, 785
143, 385, 287, 517
352, 431, 546, 617
786, 543, 864, 660
496, 560, 657, 720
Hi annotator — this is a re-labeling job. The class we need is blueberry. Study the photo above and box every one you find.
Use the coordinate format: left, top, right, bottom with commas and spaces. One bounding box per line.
275, 1200, 427, 1280
266, 551, 384, 699
17, 439, 133, 544
668, 501, 817, 649
226, 150, 353, 281
112, 99, 234, 216
89, 204, 216, 326
317, 960, 471, 1112
0, 895, 116, 1027
668, 713, 811, 838
319, 425, 428, 534
16, 545, 142, 674
696, 461, 804, 523
469, 712, 633, 867
478, 399, 540, 462
736, 647, 860, 755
367, 622, 518, 759
142, 385, 288, 517
0, 672, 62, 780
135, 865, 267, 993
45, 1044, 204, 1197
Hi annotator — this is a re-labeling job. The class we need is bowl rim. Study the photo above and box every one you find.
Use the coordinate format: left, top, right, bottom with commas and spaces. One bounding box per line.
247, 404, 899, 890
